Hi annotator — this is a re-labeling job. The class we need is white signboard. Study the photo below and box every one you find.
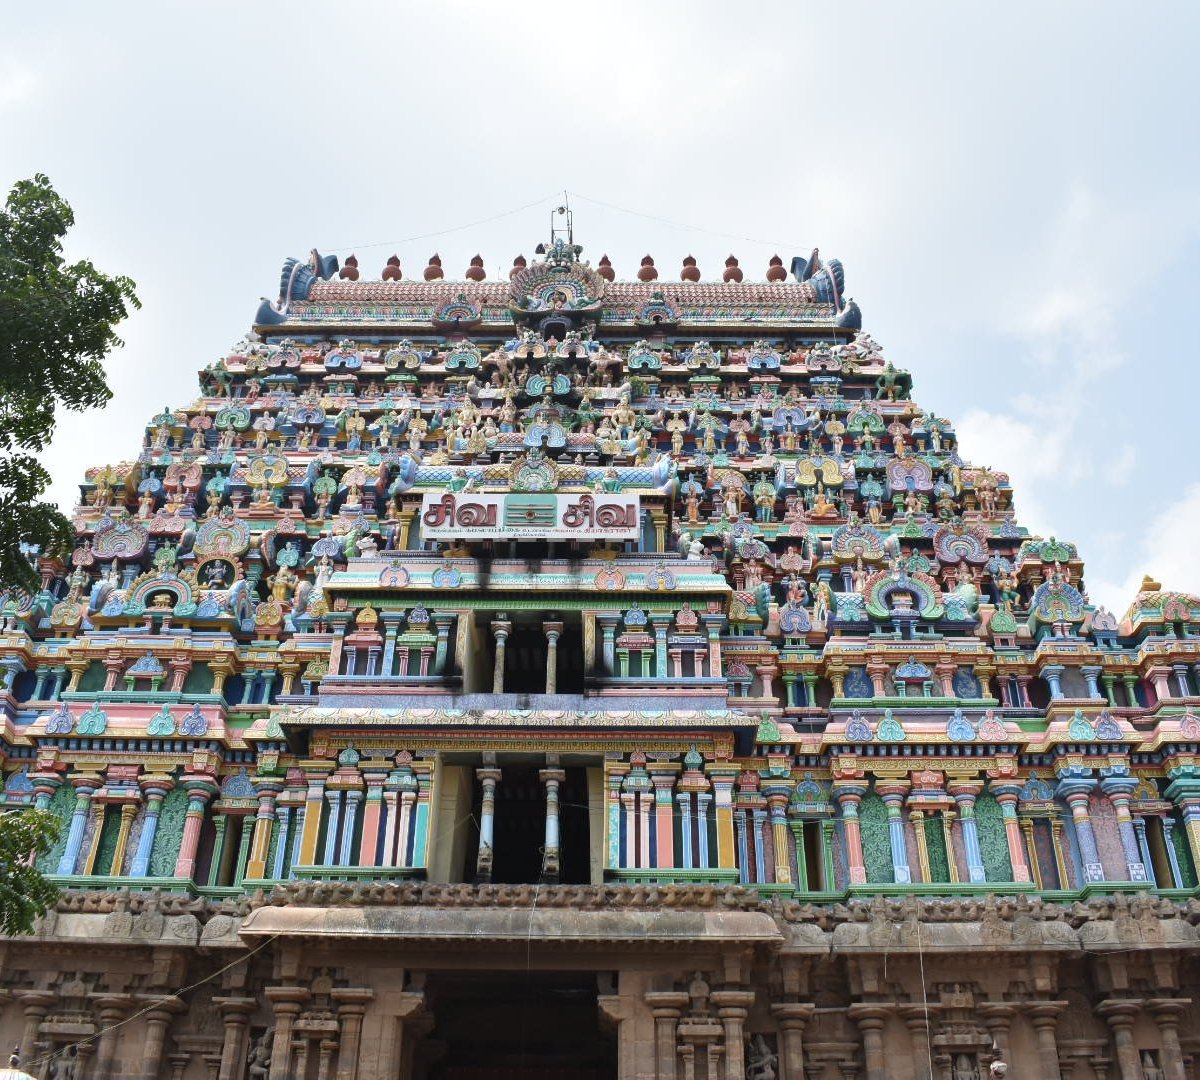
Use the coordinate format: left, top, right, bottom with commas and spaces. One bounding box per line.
420, 492, 640, 540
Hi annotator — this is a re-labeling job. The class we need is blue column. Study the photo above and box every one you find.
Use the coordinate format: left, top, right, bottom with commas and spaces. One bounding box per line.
752, 809, 768, 884
678, 793, 693, 869
948, 786, 986, 883
1041, 664, 1065, 700
381, 615, 400, 676
1080, 665, 1103, 699
696, 792, 712, 870
1101, 772, 1148, 881
129, 789, 168, 877
652, 617, 670, 678
57, 782, 97, 875
323, 791, 342, 865
289, 806, 306, 877
272, 806, 292, 880
1133, 817, 1156, 886
1057, 776, 1104, 883
735, 810, 750, 884
339, 791, 362, 867
880, 789, 912, 884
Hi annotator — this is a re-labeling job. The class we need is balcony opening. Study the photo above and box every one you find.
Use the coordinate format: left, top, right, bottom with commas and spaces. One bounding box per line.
461, 764, 592, 885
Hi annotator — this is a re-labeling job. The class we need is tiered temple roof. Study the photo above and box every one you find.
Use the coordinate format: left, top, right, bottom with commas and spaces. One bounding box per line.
2, 236, 1200, 897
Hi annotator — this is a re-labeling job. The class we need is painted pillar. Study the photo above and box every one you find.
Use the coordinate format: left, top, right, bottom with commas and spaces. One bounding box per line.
130, 777, 173, 877
832, 781, 867, 885
245, 782, 283, 880
765, 789, 792, 885
173, 777, 217, 880
1161, 816, 1184, 887
598, 614, 620, 675
322, 790, 342, 865
949, 780, 987, 883
1163, 771, 1200, 875
539, 767, 565, 882
297, 775, 327, 866
490, 617, 511, 694
877, 781, 912, 884
338, 790, 362, 866
1132, 816, 1156, 886
206, 815, 229, 887
432, 612, 454, 676
1041, 663, 1065, 700
358, 773, 385, 867
543, 621, 562, 694
606, 771, 623, 869
1057, 775, 1105, 883
57, 776, 100, 875
989, 782, 1032, 883
109, 802, 138, 877
1080, 664, 1104, 699
651, 773, 676, 869
677, 791, 694, 869
696, 791, 713, 870
651, 615, 671, 679
271, 806, 292, 880
475, 765, 501, 882
711, 769, 738, 871
1100, 772, 1148, 881
734, 809, 750, 884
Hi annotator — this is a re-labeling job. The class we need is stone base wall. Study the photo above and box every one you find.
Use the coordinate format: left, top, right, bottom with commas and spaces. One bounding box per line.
2, 886, 1199, 1080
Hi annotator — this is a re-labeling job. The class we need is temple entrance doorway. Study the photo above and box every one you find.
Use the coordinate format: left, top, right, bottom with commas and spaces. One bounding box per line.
422, 972, 616, 1080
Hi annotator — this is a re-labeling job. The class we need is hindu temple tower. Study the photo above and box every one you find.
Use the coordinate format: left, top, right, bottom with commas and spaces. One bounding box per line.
1, 220, 1199, 1080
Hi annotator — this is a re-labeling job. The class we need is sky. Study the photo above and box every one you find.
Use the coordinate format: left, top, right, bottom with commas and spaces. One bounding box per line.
2, 1, 1198, 615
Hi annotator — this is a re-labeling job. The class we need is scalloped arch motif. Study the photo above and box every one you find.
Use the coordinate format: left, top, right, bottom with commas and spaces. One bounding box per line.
933, 524, 989, 565
863, 570, 944, 619
830, 523, 886, 563
92, 516, 149, 560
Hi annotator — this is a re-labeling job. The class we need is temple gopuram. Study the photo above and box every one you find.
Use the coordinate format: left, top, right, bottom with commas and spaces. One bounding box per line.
2, 223, 1199, 1080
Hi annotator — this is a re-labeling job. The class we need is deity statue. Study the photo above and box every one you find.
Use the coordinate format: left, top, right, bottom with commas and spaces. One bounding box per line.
268, 564, 298, 603
746, 1035, 778, 1080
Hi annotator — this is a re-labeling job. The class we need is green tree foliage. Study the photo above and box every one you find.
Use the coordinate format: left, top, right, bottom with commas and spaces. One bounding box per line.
0, 809, 61, 936
0, 174, 139, 591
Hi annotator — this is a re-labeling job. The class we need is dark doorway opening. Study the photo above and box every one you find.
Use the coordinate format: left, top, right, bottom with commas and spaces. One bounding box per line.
504, 625, 548, 694
425, 972, 615, 1080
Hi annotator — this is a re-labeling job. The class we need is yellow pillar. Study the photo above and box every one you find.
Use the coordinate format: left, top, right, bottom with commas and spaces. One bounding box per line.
298, 775, 327, 866
712, 772, 737, 870
246, 783, 282, 880
109, 803, 138, 876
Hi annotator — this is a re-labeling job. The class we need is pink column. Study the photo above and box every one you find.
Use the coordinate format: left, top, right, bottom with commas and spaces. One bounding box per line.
652, 774, 676, 869
833, 781, 868, 885
357, 773, 385, 866
173, 776, 218, 879
990, 782, 1032, 883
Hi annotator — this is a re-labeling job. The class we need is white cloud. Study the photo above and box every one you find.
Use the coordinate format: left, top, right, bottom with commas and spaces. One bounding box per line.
1088, 484, 1200, 613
